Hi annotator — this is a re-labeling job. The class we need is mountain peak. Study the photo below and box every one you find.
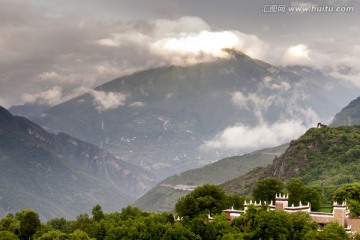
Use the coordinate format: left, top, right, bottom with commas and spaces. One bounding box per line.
0, 106, 14, 122
222, 48, 247, 57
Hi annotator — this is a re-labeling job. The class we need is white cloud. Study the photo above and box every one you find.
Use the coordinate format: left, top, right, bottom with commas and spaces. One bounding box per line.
21, 86, 91, 106
22, 86, 64, 106
153, 30, 239, 59
202, 120, 308, 150
282, 44, 312, 66
96, 16, 268, 66
231, 92, 249, 109
130, 101, 145, 107
90, 90, 127, 111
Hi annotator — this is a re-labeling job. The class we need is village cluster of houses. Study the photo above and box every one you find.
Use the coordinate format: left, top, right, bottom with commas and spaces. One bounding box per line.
217, 194, 360, 233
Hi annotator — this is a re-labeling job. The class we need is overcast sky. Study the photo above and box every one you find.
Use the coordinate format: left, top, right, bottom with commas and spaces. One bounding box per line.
1, 0, 359, 108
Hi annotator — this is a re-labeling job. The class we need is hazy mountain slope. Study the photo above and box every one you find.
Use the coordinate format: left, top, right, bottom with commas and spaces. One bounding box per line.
0, 106, 156, 220
220, 126, 360, 197
133, 143, 288, 212
8, 103, 49, 119
32, 50, 359, 179
331, 96, 360, 126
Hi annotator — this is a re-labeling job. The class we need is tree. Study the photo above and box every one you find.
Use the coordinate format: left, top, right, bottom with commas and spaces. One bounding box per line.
287, 179, 306, 205
333, 183, 360, 216
38, 230, 69, 240
287, 179, 321, 211
252, 178, 283, 203
91, 204, 104, 222
317, 222, 350, 240
47, 217, 69, 232
289, 211, 317, 240
69, 230, 93, 240
0, 214, 20, 235
175, 184, 227, 218
0, 231, 20, 240
161, 223, 201, 240
15, 209, 41, 240
253, 210, 293, 240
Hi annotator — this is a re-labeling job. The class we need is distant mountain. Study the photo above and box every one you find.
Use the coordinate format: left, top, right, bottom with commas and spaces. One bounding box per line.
133, 143, 288, 212
220, 126, 360, 198
0, 106, 156, 220
8, 103, 49, 119
331, 96, 360, 126
32, 49, 359, 180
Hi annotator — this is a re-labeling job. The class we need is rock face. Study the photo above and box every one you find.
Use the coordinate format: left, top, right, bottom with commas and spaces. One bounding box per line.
32, 50, 359, 179
0, 106, 156, 220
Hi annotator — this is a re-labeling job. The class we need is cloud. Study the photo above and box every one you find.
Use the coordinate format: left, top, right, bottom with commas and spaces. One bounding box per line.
22, 86, 64, 106
231, 92, 249, 109
90, 90, 127, 111
96, 16, 268, 66
21, 86, 91, 106
282, 44, 312, 66
1, 0, 359, 109
222, 87, 320, 151
130, 101, 145, 107
202, 120, 308, 150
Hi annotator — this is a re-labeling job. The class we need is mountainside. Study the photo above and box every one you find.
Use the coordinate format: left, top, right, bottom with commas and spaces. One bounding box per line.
8, 103, 49, 119
220, 125, 360, 198
331, 96, 360, 127
0, 106, 156, 220
32, 50, 359, 179
133, 143, 288, 212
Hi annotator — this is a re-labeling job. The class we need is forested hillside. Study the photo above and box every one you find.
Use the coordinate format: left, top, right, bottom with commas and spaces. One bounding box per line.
221, 126, 360, 201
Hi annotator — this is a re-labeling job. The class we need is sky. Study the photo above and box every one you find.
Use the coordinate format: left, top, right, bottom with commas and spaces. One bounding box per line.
0, 0, 360, 109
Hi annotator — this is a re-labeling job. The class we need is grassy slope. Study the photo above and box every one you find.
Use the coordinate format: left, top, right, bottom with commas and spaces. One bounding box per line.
133, 144, 288, 212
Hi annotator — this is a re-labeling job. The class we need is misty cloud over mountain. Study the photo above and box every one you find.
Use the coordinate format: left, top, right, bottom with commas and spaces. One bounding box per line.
32, 51, 359, 179
1, 0, 359, 108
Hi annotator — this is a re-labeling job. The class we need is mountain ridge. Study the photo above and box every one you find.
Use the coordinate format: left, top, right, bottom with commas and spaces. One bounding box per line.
0, 106, 156, 219
31, 50, 359, 181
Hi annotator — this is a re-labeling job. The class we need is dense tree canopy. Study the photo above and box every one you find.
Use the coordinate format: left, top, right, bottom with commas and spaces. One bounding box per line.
287, 179, 321, 211
252, 178, 283, 203
175, 184, 229, 218
333, 183, 360, 216
1, 182, 360, 239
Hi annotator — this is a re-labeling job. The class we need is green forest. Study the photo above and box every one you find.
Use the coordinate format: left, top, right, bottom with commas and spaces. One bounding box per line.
2, 182, 360, 240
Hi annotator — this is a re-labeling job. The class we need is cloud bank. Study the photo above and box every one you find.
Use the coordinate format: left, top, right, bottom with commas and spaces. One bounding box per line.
203, 121, 307, 150
203, 77, 320, 151
96, 16, 268, 65
1, 0, 359, 108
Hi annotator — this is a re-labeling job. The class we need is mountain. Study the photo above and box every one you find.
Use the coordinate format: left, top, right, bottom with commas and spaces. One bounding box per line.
331, 96, 360, 126
133, 143, 288, 212
0, 106, 156, 220
32, 49, 359, 180
8, 103, 50, 119
220, 125, 360, 198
